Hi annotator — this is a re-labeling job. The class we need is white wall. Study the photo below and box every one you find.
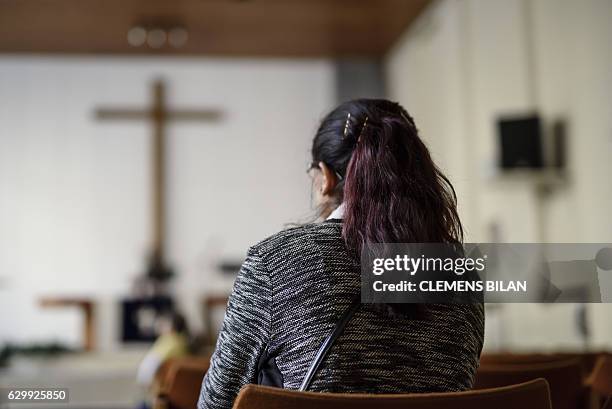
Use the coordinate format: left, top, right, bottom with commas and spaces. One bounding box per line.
0, 57, 335, 349
387, 0, 612, 351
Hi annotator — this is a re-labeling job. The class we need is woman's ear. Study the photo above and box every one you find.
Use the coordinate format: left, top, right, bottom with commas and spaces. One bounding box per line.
319, 161, 338, 196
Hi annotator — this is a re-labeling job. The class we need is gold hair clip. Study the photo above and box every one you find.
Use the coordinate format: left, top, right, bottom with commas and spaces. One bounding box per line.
400, 112, 413, 126
357, 116, 368, 143
343, 113, 351, 138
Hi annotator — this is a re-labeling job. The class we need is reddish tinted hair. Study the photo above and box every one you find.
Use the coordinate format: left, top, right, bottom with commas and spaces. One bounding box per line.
312, 99, 463, 255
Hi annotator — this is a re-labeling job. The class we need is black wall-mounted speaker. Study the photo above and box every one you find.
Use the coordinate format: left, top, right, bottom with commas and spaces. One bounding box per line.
552, 118, 567, 170
498, 115, 544, 169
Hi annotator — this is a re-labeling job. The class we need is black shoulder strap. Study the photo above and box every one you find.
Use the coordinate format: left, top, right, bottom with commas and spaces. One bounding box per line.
299, 295, 361, 391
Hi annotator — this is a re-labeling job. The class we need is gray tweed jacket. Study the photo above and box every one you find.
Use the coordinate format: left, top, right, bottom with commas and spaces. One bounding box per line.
198, 219, 484, 409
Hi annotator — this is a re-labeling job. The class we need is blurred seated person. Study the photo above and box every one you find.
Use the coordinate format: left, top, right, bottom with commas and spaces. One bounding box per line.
136, 312, 190, 407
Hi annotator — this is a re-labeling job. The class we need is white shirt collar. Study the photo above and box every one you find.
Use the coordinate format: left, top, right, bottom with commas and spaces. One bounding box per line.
326, 203, 345, 220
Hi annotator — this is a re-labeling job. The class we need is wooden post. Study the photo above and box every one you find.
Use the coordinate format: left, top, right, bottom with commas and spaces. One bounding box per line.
95, 80, 223, 267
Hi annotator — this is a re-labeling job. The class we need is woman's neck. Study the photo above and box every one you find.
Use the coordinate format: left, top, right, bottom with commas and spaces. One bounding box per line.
326, 203, 345, 220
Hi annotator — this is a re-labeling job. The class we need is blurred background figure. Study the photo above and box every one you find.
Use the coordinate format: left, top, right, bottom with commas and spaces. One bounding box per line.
136, 312, 190, 409
137, 312, 190, 387
0, 0, 611, 408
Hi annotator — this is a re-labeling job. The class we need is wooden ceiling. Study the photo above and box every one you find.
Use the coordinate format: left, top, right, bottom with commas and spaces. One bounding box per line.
0, 0, 431, 58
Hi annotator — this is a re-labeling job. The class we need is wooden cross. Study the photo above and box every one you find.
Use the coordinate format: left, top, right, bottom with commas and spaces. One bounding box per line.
95, 79, 223, 270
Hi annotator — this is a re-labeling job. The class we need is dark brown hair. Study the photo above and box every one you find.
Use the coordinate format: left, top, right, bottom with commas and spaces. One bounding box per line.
312, 99, 463, 255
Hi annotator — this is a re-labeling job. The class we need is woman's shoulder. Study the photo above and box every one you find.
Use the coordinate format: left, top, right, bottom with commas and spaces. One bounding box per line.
249, 220, 342, 257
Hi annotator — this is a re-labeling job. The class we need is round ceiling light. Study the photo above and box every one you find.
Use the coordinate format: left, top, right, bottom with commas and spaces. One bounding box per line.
127, 26, 147, 47
168, 27, 189, 48
147, 29, 167, 49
